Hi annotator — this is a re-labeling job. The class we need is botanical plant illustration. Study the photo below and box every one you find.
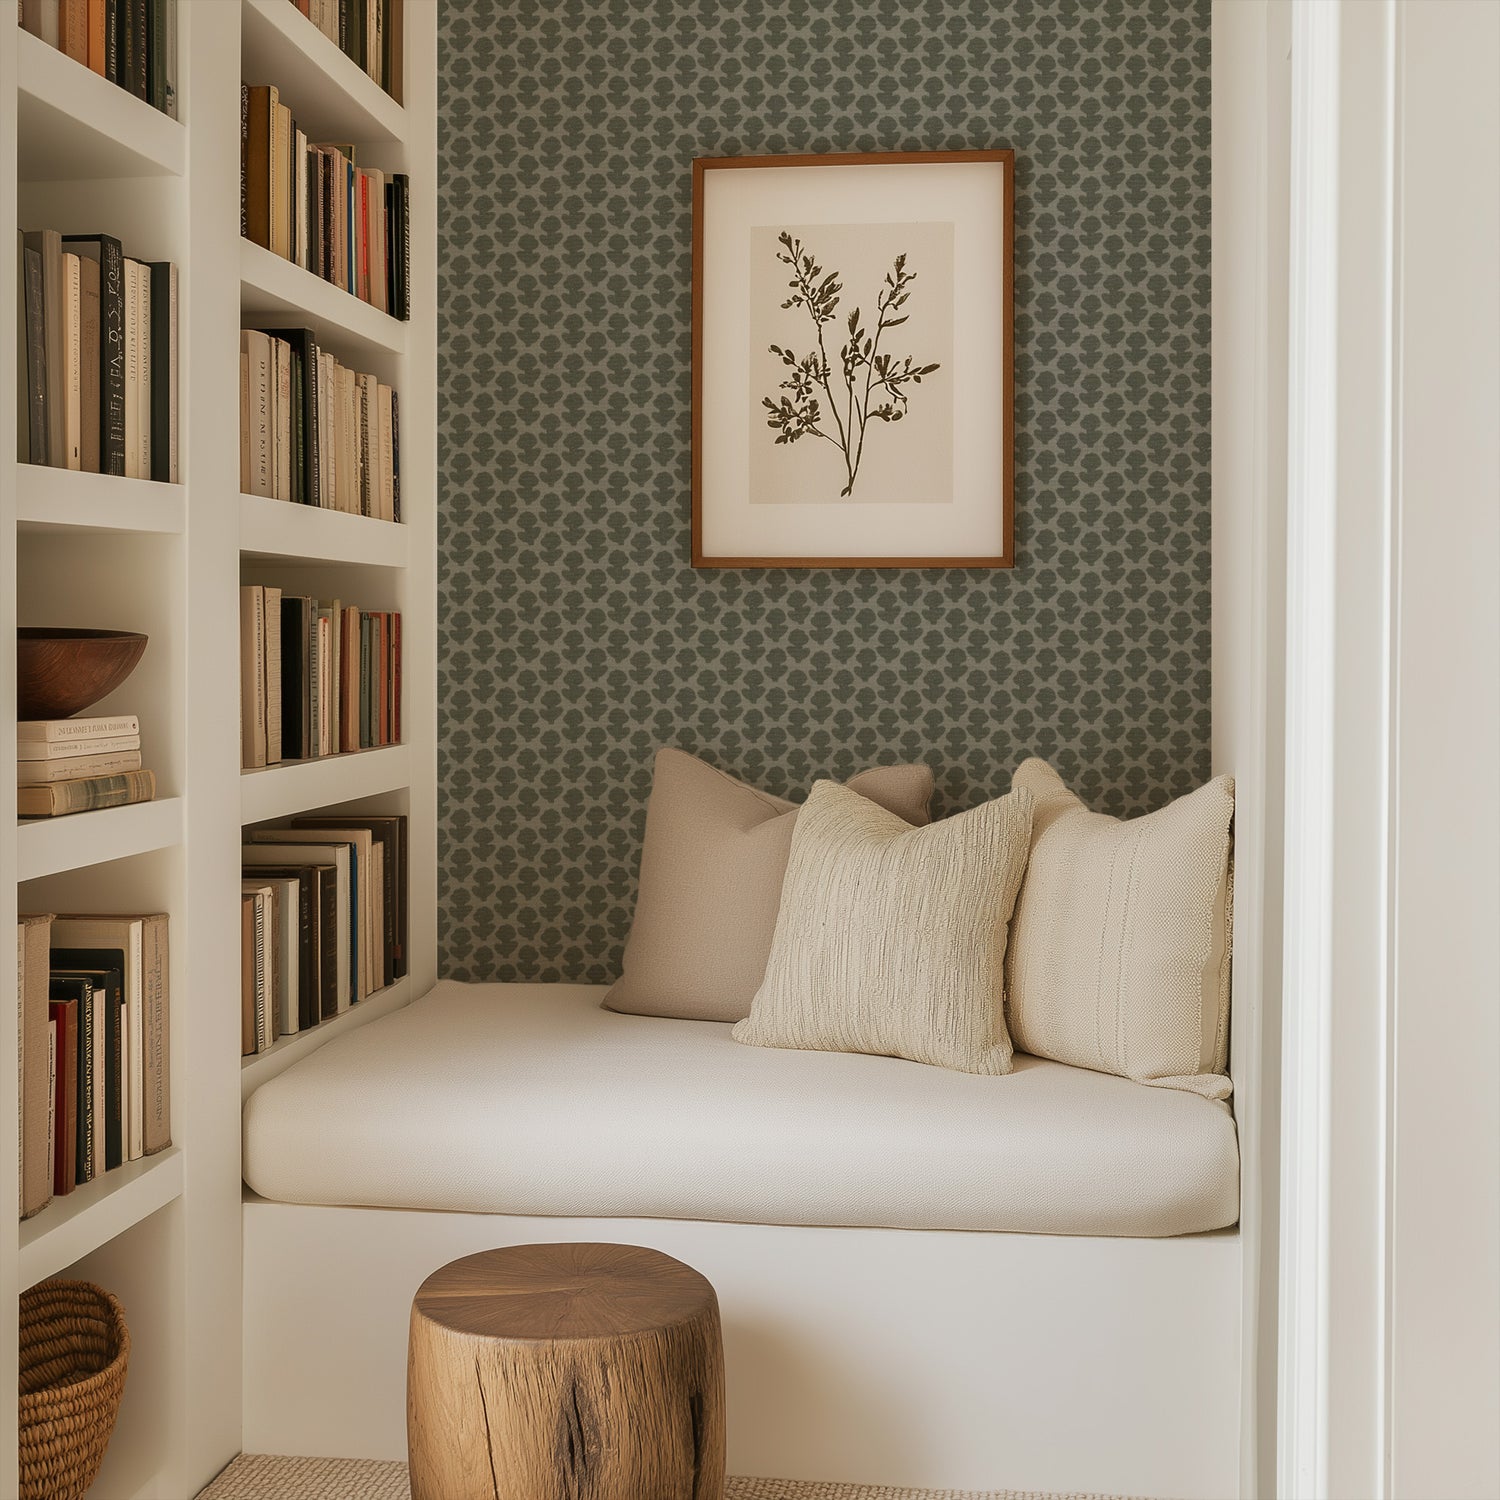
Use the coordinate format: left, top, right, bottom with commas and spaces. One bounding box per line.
761, 231, 941, 498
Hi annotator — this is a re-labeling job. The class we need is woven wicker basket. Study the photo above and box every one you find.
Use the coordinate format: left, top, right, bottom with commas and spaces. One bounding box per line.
18, 1279, 130, 1500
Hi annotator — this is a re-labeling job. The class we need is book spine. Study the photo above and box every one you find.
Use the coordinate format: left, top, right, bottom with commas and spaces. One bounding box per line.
104, 0, 119, 83
18, 713, 140, 742
240, 83, 249, 241
40, 232, 65, 467
389, 387, 400, 522
123, 260, 139, 479
318, 875, 338, 1020
18, 771, 156, 817
16, 233, 29, 467
148, 0, 164, 112
240, 586, 267, 769
76, 985, 95, 1184
59, 0, 87, 59
142, 916, 169, 1153
63, 254, 82, 469
398, 175, 410, 321
78, 256, 100, 473
253, 894, 268, 1053
240, 351, 251, 493
49, 1001, 77, 1195
307, 335, 321, 509
104, 989, 123, 1171
17, 751, 142, 784
162, 0, 176, 118
148, 262, 174, 483
22, 247, 48, 464
132, 0, 147, 100
137, 262, 151, 481
264, 585, 283, 766
98, 238, 125, 475
388, 0, 403, 105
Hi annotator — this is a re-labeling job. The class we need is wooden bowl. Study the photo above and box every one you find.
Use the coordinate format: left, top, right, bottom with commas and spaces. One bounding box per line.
16, 629, 148, 722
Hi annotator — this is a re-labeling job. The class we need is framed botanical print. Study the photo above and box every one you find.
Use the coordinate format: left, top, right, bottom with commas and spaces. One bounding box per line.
691, 149, 1014, 568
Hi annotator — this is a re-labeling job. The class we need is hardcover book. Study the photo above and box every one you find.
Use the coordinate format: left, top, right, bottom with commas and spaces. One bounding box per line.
17, 769, 156, 818
18, 914, 54, 1219
61, 233, 126, 475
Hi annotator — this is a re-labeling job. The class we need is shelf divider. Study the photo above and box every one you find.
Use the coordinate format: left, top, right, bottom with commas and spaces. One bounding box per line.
17, 469, 187, 538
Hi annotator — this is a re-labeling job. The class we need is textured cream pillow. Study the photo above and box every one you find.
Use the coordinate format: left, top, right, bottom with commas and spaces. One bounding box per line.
604, 749, 934, 1023
732, 779, 1034, 1074
1005, 759, 1234, 1099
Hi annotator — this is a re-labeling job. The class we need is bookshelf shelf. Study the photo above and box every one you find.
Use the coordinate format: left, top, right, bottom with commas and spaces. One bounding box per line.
239, 491, 408, 566
18, 1147, 185, 1290
17, 468, 187, 537
241, 0, 407, 146
240, 744, 411, 824
16, 797, 185, 883
239, 976, 411, 1099
15, 30, 185, 183
240, 239, 407, 360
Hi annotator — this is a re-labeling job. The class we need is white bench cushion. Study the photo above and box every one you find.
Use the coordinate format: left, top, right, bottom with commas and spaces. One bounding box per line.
242, 981, 1240, 1237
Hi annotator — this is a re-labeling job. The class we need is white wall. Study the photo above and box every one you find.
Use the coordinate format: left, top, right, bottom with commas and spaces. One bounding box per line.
1386, 3, 1500, 1495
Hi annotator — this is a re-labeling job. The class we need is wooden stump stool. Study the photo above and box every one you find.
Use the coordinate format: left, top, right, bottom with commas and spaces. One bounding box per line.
407, 1242, 726, 1500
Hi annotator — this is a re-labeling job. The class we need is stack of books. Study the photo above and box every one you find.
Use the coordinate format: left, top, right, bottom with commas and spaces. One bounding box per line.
239, 327, 401, 518
16, 228, 179, 480
240, 83, 411, 320
290, 0, 403, 103
18, 714, 156, 818
19, 0, 179, 118
241, 813, 408, 1054
239, 589, 401, 769
16, 912, 172, 1220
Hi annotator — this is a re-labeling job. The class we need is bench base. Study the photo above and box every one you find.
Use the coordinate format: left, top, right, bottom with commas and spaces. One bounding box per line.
243, 1199, 1240, 1499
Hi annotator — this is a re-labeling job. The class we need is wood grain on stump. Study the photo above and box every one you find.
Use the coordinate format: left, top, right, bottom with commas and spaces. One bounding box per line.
407, 1242, 726, 1500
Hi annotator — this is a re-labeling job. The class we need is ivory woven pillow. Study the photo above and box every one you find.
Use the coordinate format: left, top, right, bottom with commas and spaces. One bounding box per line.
1005, 759, 1235, 1099
732, 779, 1034, 1074
604, 749, 933, 1023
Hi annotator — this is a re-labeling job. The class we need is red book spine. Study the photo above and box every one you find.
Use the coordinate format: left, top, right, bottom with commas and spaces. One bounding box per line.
49, 1000, 79, 1196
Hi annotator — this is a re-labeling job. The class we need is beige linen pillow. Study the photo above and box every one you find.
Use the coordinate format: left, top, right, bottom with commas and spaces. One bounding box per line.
732, 779, 1034, 1074
1005, 759, 1235, 1099
604, 749, 934, 1023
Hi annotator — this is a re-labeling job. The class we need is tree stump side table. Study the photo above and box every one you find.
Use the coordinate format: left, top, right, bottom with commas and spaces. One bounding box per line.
407, 1242, 726, 1500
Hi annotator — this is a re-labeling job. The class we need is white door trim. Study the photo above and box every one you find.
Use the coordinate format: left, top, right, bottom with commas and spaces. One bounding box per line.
1277, 3, 1400, 1495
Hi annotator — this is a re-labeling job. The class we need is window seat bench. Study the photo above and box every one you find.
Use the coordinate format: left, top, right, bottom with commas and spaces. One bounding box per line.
239, 982, 1245, 1497
243, 980, 1239, 1237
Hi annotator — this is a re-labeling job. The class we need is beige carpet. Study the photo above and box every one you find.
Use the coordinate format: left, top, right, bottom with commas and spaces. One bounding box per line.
196, 1453, 1131, 1500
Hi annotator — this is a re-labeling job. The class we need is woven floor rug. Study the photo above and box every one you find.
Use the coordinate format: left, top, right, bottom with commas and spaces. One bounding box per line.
195, 1453, 1132, 1500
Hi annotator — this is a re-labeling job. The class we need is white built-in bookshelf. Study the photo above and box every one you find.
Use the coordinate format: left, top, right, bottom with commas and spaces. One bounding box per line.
0, 4, 436, 1494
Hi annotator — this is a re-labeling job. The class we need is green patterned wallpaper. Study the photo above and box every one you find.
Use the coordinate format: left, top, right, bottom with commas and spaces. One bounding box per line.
438, 0, 1212, 982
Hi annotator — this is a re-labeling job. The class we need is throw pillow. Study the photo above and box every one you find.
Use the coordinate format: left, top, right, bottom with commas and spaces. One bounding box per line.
732, 779, 1034, 1074
603, 749, 934, 1023
1005, 759, 1235, 1099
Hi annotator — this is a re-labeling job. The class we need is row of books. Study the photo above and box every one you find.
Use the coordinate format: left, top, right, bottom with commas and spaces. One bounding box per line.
16, 229, 178, 481
240, 327, 401, 518
239, 588, 402, 769
289, 0, 403, 104
19, 0, 178, 118
241, 813, 409, 1053
19, 714, 158, 818
17, 912, 172, 1221
241, 83, 412, 321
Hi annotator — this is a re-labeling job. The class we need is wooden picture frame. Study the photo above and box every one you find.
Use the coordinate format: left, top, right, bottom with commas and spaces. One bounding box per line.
692, 149, 1014, 568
